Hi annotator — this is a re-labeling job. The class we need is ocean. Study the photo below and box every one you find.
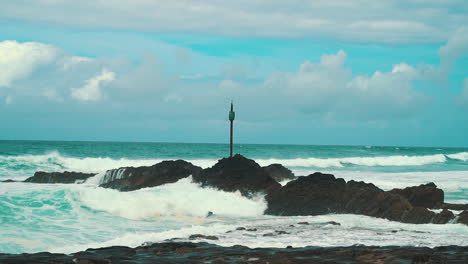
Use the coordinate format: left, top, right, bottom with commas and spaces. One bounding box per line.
1, 140, 467, 254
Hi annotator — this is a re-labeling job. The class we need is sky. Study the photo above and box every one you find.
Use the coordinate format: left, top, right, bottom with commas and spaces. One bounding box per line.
0, 0, 468, 147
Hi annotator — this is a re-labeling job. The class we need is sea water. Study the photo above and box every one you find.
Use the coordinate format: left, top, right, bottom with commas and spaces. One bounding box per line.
1, 140, 467, 254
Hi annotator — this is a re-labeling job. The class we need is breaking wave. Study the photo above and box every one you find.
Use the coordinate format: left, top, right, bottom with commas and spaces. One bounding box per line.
2, 151, 468, 180
76, 177, 267, 219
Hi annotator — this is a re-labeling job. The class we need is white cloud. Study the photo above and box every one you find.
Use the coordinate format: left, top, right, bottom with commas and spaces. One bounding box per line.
264, 51, 424, 119
439, 27, 468, 72
71, 69, 116, 101
0, 40, 58, 87
0, 0, 466, 43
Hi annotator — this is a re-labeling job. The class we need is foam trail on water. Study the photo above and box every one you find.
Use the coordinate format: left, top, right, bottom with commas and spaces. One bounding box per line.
75, 177, 267, 219
256, 154, 447, 168
448, 152, 468, 161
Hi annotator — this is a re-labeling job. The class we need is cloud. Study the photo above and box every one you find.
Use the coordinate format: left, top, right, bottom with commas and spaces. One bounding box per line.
439, 27, 468, 72
0, 40, 58, 87
1, 0, 466, 43
264, 50, 425, 119
71, 69, 116, 101
458, 78, 468, 107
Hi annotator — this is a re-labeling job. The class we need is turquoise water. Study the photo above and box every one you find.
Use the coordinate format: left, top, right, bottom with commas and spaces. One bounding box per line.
1, 140, 468, 253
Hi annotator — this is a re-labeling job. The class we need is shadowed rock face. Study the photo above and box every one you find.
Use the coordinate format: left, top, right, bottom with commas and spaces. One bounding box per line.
262, 164, 295, 182
432, 209, 455, 224
0, 242, 467, 264
389, 182, 444, 208
265, 172, 439, 224
99, 160, 202, 191
192, 154, 281, 197
24, 171, 96, 184
458, 211, 468, 225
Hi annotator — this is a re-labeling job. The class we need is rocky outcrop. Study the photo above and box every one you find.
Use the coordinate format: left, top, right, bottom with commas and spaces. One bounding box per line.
389, 182, 444, 208
1, 242, 468, 263
192, 154, 281, 197
265, 173, 414, 222
24, 171, 96, 184
440, 203, 468, 211
265, 172, 454, 224
432, 209, 455, 224
99, 160, 202, 191
262, 164, 295, 182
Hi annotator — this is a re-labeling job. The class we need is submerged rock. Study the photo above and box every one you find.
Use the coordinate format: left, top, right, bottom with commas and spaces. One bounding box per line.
24, 171, 96, 184
99, 160, 202, 191
193, 154, 281, 197
262, 163, 295, 182
188, 234, 219, 240
389, 182, 444, 208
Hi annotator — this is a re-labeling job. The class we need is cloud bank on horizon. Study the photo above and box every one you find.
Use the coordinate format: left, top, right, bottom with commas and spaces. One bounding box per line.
0, 0, 467, 146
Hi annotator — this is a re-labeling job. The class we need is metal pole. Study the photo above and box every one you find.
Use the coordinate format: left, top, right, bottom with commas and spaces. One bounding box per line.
229, 101, 235, 157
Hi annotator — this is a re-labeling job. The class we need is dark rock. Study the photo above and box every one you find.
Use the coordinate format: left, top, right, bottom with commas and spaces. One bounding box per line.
440, 203, 468, 211
188, 234, 219, 240
262, 233, 276, 237
24, 171, 96, 184
401, 207, 436, 224
389, 182, 444, 208
457, 210, 468, 225
193, 154, 281, 197
246, 228, 257, 232
297, 222, 309, 225
262, 163, 295, 182
236, 227, 246, 231
266, 172, 414, 223
1, 179, 16, 182
275, 230, 289, 235
1, 242, 468, 263
99, 160, 202, 191
432, 209, 455, 224
327, 221, 341, 226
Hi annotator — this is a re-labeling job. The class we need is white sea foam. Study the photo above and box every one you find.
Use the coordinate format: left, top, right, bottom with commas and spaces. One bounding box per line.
448, 152, 468, 161
49, 214, 468, 254
1, 151, 467, 181
256, 154, 447, 168
75, 177, 267, 219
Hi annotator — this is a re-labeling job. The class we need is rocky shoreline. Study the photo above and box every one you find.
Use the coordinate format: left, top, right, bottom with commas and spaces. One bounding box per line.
13, 154, 468, 226
1, 242, 467, 263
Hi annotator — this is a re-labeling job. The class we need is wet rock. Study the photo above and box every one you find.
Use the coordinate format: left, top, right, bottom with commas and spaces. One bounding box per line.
432, 209, 455, 224
265, 172, 414, 223
275, 230, 289, 235
1, 179, 16, 182
193, 154, 281, 197
457, 210, 468, 225
188, 234, 219, 240
389, 182, 444, 208
327, 221, 341, 226
24, 171, 96, 184
262, 164, 295, 182
236, 227, 246, 231
297, 222, 309, 225
440, 203, 468, 211
1, 242, 468, 263
246, 228, 257, 232
401, 207, 436, 224
99, 160, 202, 191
